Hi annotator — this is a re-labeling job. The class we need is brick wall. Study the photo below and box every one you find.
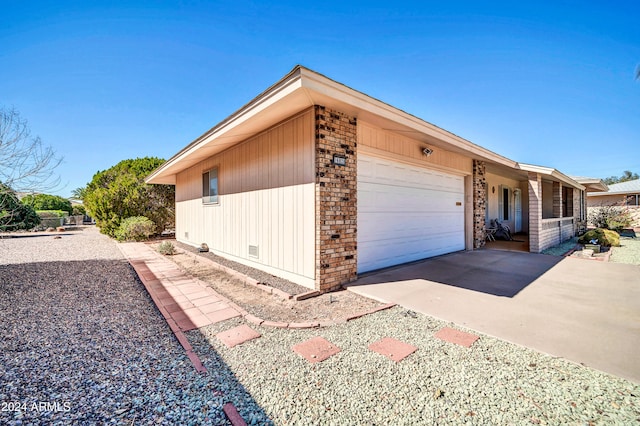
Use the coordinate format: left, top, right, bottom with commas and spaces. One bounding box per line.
528, 172, 542, 252
552, 181, 562, 218
472, 160, 487, 248
314, 106, 358, 292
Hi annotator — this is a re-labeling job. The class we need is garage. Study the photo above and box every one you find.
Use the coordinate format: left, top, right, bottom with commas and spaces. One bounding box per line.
357, 154, 466, 273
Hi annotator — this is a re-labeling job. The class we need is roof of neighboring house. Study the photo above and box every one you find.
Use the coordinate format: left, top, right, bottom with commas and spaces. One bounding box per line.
589, 179, 640, 196
146, 65, 585, 191
570, 176, 608, 192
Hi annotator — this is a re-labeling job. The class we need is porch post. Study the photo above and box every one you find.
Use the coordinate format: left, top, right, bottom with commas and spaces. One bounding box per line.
553, 181, 562, 218
472, 160, 487, 249
528, 172, 542, 253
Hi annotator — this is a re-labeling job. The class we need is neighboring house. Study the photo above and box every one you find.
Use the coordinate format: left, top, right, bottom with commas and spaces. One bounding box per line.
587, 179, 640, 227
147, 66, 601, 292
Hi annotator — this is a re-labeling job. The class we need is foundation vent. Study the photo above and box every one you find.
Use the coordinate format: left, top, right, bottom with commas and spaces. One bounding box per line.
248, 245, 259, 258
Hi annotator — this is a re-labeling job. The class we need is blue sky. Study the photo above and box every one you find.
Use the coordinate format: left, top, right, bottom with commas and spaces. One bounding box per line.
1, 1, 638, 197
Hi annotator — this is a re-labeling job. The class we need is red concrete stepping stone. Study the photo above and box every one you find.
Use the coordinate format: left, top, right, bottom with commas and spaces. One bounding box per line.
292, 337, 340, 363
434, 327, 479, 348
368, 337, 417, 362
216, 325, 261, 348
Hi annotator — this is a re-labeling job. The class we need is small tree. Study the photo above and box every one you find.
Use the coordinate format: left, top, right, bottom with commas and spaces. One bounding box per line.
70, 186, 87, 202
602, 170, 639, 185
588, 202, 633, 231
0, 107, 62, 193
21, 193, 73, 215
0, 107, 62, 230
0, 184, 40, 231
83, 157, 174, 238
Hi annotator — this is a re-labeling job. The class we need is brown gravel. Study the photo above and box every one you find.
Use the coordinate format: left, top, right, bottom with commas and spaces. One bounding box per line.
156, 245, 384, 323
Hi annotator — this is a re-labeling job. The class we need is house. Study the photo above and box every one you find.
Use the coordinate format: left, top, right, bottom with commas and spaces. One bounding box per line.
587, 179, 640, 227
147, 66, 600, 292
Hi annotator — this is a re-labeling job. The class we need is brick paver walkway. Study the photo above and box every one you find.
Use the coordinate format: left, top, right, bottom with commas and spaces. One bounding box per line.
118, 242, 241, 331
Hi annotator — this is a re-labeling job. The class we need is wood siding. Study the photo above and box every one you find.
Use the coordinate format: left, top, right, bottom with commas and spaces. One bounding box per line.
358, 121, 473, 175
174, 108, 316, 288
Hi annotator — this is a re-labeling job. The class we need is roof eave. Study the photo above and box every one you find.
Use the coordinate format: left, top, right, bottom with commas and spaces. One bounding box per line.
518, 163, 586, 190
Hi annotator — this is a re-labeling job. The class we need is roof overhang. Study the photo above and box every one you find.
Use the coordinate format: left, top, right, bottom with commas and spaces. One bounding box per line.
518, 164, 586, 190
147, 65, 518, 185
571, 177, 608, 193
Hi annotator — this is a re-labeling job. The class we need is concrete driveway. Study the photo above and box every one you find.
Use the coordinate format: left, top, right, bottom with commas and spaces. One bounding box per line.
347, 250, 640, 383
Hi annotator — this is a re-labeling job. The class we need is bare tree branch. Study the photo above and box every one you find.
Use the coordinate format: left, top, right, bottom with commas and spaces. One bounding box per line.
0, 107, 62, 194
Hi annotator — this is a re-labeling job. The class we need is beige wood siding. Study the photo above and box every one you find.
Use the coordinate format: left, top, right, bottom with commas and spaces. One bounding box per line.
174, 108, 316, 289
358, 121, 473, 175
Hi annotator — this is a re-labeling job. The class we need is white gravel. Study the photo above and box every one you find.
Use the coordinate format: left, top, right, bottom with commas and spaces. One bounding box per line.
195, 310, 640, 425
2, 227, 639, 425
0, 227, 269, 425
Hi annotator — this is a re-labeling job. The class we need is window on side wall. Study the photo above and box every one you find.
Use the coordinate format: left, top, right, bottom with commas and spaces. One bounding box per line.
202, 167, 219, 204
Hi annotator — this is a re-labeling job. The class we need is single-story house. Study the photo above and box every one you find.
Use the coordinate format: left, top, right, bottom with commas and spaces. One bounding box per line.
587, 178, 640, 227
147, 66, 604, 292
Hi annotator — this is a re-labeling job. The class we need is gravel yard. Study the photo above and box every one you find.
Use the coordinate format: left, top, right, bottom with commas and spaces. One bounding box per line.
610, 236, 640, 265
194, 311, 640, 425
0, 227, 265, 425
2, 227, 639, 425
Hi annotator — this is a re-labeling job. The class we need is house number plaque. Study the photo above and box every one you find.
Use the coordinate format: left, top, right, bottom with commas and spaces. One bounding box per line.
333, 154, 346, 166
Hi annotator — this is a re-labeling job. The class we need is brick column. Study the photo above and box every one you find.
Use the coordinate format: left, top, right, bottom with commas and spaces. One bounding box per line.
472, 160, 487, 248
553, 181, 562, 218
528, 172, 542, 253
314, 106, 357, 292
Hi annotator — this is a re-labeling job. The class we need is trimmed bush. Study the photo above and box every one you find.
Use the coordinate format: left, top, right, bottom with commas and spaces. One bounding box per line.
157, 241, 176, 255
115, 216, 156, 242
21, 194, 72, 215
578, 228, 620, 247
36, 210, 68, 218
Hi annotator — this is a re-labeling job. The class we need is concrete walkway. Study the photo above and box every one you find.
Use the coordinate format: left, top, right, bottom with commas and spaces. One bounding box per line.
118, 242, 241, 331
347, 250, 640, 383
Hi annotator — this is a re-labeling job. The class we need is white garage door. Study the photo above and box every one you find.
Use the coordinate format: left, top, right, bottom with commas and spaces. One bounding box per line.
358, 155, 465, 273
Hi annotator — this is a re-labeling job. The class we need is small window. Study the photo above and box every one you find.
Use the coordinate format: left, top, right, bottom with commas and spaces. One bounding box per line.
499, 186, 510, 221
202, 167, 219, 204
627, 194, 640, 206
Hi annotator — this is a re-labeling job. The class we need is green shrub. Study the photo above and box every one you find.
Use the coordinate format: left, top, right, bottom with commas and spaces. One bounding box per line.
21, 194, 72, 215
115, 216, 156, 242
157, 241, 176, 255
0, 185, 40, 231
72, 205, 86, 216
83, 157, 174, 238
578, 228, 620, 247
36, 210, 68, 218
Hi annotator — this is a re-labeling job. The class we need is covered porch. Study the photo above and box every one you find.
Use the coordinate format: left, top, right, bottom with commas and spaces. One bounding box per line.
472, 160, 588, 253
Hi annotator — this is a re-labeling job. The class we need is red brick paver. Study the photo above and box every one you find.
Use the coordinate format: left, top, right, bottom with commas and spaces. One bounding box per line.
118, 242, 243, 372
216, 325, 261, 348
434, 327, 479, 348
118, 242, 241, 331
368, 337, 417, 362
292, 336, 341, 363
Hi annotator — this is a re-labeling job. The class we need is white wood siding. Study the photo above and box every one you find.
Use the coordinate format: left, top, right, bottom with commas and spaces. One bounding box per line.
174, 109, 316, 289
